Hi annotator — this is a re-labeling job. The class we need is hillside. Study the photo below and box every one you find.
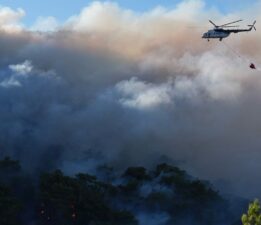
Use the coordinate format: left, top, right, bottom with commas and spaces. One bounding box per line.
0, 157, 248, 225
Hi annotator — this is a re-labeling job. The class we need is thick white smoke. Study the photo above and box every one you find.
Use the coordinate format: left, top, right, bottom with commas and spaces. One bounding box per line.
0, 0, 261, 198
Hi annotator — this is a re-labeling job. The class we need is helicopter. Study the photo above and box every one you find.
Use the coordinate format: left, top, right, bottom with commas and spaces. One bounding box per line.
202, 19, 256, 41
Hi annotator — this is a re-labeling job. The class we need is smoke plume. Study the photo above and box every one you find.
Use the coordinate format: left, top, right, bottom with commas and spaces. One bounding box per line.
0, 0, 261, 198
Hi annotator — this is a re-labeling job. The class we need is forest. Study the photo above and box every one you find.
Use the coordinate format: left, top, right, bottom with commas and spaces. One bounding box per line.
0, 157, 249, 225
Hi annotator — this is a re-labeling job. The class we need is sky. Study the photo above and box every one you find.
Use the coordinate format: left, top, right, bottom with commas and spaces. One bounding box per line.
0, 0, 258, 26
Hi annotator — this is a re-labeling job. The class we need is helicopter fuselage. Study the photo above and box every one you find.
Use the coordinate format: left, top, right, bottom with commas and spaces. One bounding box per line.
202, 29, 230, 41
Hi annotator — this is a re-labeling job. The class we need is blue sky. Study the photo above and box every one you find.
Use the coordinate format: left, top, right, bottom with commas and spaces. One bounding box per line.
0, 0, 258, 26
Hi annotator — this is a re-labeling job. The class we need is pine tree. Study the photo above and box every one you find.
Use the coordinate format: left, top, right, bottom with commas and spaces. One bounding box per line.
242, 199, 261, 225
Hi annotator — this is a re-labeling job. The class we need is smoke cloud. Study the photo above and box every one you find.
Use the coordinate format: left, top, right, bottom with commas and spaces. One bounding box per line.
0, 6, 25, 31
1, 0, 261, 199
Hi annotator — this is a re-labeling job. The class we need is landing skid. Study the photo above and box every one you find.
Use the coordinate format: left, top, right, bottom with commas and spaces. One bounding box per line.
206, 38, 223, 42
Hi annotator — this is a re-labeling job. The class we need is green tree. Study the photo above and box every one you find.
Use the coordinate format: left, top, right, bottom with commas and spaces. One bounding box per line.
123, 167, 150, 181
0, 185, 21, 225
0, 157, 21, 174
39, 170, 138, 225
242, 199, 261, 225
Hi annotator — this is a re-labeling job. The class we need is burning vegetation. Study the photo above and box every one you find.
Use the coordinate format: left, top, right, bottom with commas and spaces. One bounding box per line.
0, 157, 248, 225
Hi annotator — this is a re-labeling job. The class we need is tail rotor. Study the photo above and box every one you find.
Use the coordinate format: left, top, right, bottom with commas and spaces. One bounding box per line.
248, 20, 256, 31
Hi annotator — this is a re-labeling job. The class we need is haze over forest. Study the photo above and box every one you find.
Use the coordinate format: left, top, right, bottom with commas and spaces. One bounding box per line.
0, 0, 261, 205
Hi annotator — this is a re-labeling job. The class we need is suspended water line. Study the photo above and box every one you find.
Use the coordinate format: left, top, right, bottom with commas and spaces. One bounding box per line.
221, 40, 257, 70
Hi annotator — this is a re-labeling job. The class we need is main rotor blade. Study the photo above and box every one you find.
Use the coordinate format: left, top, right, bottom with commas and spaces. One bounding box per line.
221, 25, 239, 28
220, 19, 243, 27
209, 20, 218, 27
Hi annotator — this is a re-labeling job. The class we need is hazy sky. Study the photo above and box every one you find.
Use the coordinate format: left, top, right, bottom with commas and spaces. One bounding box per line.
0, 0, 258, 26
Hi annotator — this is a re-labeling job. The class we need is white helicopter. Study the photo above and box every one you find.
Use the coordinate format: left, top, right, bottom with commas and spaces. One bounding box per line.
202, 19, 256, 41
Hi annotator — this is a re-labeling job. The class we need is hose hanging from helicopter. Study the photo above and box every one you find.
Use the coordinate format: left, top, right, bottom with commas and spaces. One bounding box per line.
221, 40, 257, 70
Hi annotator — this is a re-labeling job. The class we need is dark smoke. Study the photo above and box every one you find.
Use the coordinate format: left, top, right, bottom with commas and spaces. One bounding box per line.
0, 1, 261, 200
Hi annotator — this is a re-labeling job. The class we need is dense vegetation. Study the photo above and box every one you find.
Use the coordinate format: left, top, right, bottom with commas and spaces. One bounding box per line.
242, 199, 261, 225
0, 157, 247, 225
